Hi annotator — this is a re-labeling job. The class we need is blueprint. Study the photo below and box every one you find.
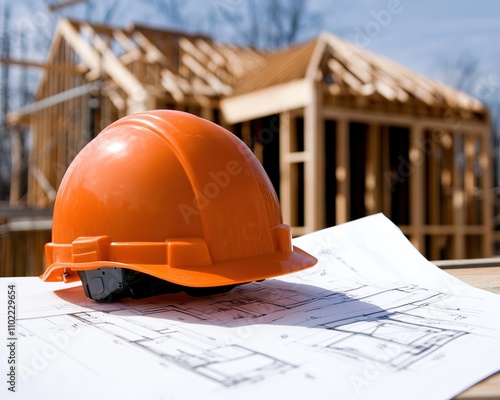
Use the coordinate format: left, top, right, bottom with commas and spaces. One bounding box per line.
1, 213, 500, 399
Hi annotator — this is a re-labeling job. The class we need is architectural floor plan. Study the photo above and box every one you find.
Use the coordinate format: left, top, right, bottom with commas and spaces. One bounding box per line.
2, 214, 500, 399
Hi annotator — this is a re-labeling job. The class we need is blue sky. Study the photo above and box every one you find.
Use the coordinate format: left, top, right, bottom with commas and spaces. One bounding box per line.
2, 0, 500, 104
314, 0, 500, 101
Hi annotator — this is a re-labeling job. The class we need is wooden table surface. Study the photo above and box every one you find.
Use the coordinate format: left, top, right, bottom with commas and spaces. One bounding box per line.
445, 266, 500, 399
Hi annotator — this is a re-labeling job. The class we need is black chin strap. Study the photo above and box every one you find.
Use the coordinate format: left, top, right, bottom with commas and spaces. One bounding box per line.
78, 267, 238, 302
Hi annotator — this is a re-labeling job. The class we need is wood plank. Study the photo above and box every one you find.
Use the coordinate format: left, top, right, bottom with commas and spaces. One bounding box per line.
428, 129, 442, 260
193, 39, 233, 84
447, 266, 500, 294
305, 33, 328, 79
381, 125, 392, 217
365, 123, 380, 214
215, 43, 265, 78
279, 111, 293, 227
7, 83, 94, 124
304, 80, 325, 232
453, 134, 466, 258
464, 135, 477, 257
112, 29, 139, 54
221, 79, 312, 124
440, 131, 454, 257
86, 26, 148, 112
445, 266, 500, 399
283, 152, 309, 163
409, 124, 425, 253
328, 58, 363, 94
322, 106, 486, 132
336, 118, 350, 224
59, 21, 148, 113
280, 113, 303, 231
9, 127, 22, 205
464, 136, 476, 222
181, 53, 231, 94
480, 128, 493, 257
457, 373, 500, 400
0, 57, 85, 73
58, 19, 101, 71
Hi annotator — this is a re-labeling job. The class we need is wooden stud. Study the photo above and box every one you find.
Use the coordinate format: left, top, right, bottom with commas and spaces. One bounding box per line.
365, 123, 381, 214
279, 111, 293, 227
336, 117, 350, 224
409, 123, 425, 254
304, 80, 325, 232
452, 133, 465, 259
480, 127, 493, 257
464, 135, 476, 225
427, 129, 442, 260
241, 121, 251, 149
381, 125, 392, 217
9, 127, 22, 205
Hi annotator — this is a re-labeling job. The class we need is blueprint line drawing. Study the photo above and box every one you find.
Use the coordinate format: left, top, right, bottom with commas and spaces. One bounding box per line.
302, 313, 467, 370
3, 214, 500, 400
69, 309, 296, 387
12, 276, 493, 390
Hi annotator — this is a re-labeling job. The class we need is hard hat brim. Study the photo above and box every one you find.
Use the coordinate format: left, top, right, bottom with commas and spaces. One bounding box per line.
41, 245, 317, 288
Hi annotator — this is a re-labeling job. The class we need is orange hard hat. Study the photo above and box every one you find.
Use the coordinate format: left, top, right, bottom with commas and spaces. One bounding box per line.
41, 110, 317, 301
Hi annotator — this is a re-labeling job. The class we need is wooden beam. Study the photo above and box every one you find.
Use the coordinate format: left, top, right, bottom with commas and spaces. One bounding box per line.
179, 38, 231, 92
181, 52, 231, 94
304, 81, 325, 232
112, 29, 139, 54
365, 123, 381, 214
409, 123, 425, 253
333, 32, 485, 113
215, 43, 266, 79
161, 69, 186, 103
453, 134, 465, 258
9, 127, 23, 205
30, 166, 56, 203
0, 57, 85, 73
283, 152, 309, 163
381, 125, 392, 217
193, 39, 233, 83
328, 58, 363, 93
84, 24, 148, 113
322, 105, 487, 132
428, 129, 442, 260
221, 79, 312, 124
305, 33, 328, 79
241, 121, 251, 149
279, 111, 293, 227
132, 31, 169, 65
58, 19, 101, 70
336, 118, 350, 224
7, 83, 95, 124
480, 127, 493, 257
441, 131, 454, 258
58, 20, 148, 113
464, 136, 476, 224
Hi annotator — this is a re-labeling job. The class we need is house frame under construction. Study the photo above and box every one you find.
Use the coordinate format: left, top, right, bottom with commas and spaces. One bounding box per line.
3, 19, 492, 274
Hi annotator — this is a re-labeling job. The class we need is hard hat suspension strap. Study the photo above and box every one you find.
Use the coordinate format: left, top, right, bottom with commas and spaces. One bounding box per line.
78, 267, 238, 302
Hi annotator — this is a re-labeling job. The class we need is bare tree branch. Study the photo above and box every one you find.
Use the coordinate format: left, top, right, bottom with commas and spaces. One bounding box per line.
224, 0, 322, 50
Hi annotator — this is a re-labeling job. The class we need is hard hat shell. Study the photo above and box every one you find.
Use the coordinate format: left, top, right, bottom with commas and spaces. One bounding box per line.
41, 110, 316, 291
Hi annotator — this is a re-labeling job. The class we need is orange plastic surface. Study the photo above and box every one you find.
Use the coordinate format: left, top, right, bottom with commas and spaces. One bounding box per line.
41, 110, 317, 286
